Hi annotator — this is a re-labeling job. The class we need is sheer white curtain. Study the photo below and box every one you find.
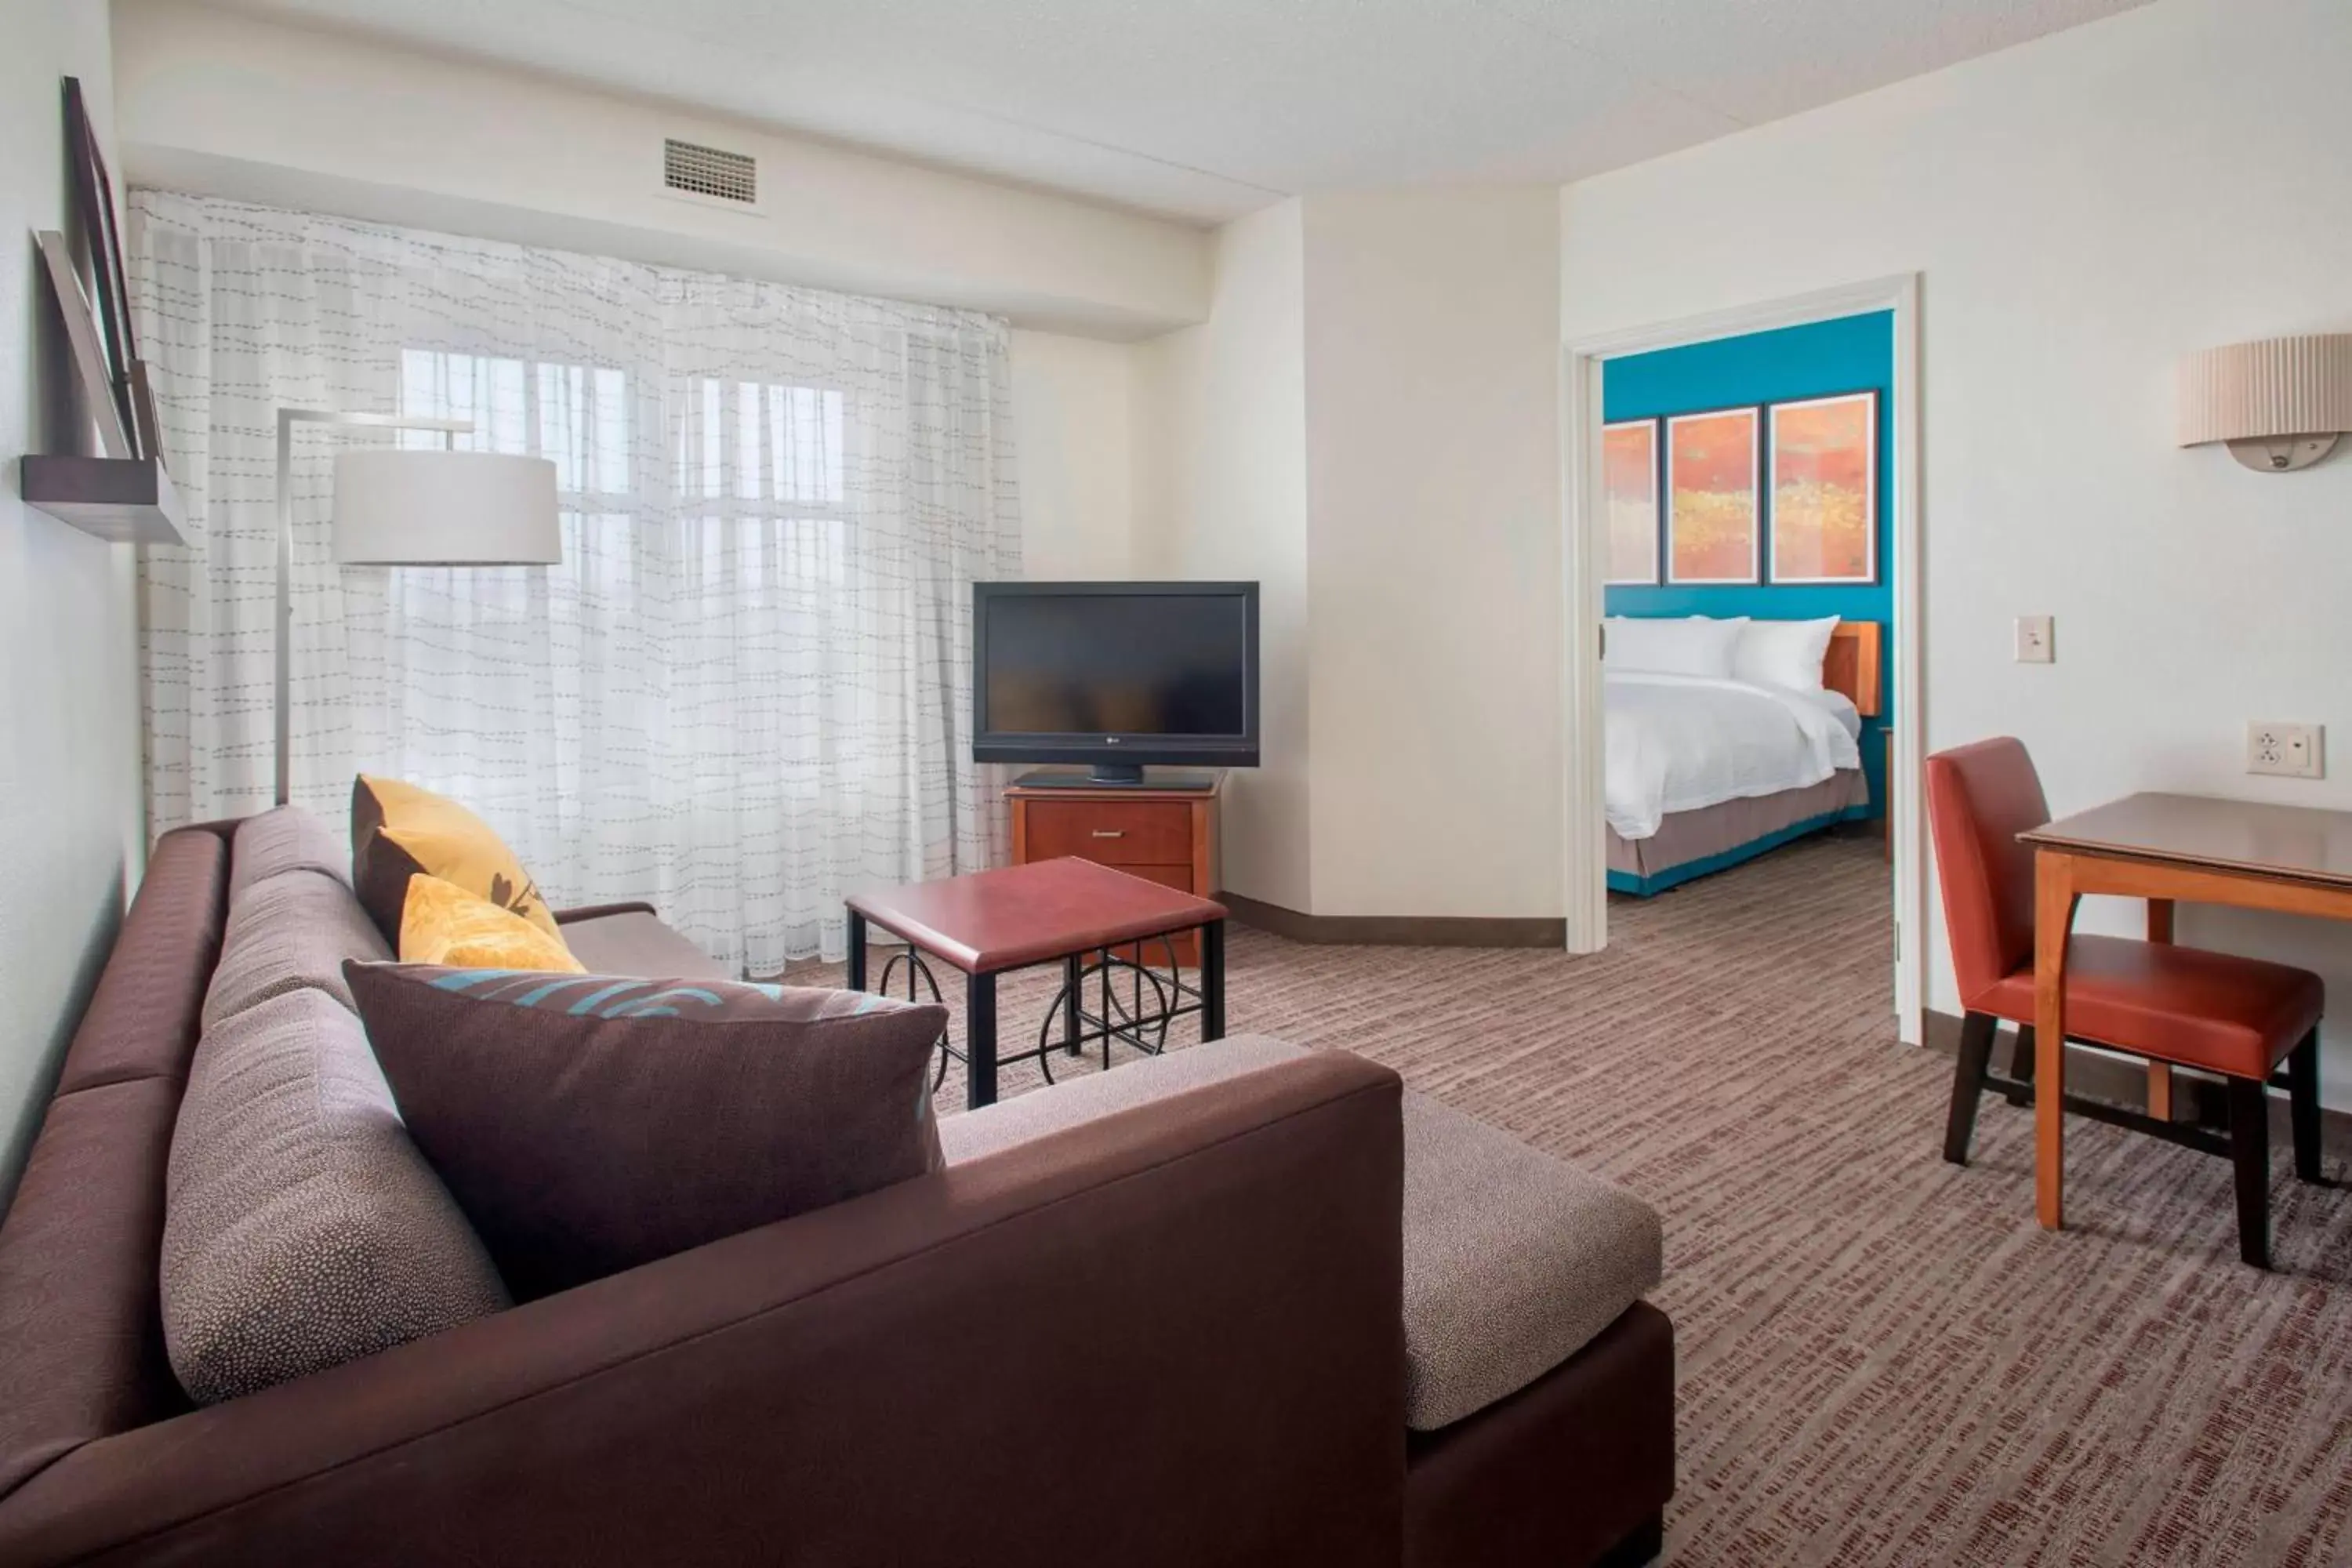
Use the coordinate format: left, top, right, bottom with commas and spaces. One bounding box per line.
130, 192, 1019, 972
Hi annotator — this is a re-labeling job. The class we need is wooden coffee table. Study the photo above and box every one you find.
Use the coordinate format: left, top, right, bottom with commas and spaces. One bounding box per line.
845, 857, 1229, 1109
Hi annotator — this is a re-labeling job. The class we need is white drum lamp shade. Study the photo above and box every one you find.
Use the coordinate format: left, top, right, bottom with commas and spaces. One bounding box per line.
2177, 333, 2352, 472
332, 448, 562, 564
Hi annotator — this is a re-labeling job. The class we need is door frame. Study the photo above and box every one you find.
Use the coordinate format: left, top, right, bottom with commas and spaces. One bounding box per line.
1559, 273, 1925, 1044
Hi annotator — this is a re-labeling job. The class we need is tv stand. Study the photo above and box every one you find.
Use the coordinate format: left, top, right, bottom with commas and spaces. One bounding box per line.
1006, 774, 1221, 965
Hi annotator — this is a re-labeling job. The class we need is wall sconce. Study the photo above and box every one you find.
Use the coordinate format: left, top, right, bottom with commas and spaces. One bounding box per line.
2178, 333, 2352, 472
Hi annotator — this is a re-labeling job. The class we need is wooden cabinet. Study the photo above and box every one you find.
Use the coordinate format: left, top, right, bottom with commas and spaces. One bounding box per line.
1007, 780, 1219, 967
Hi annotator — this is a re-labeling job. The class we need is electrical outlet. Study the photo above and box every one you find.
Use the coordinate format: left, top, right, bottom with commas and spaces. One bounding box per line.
2248, 722, 2325, 779
2014, 615, 2054, 663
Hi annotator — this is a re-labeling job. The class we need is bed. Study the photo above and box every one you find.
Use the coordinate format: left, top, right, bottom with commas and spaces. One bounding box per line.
1606, 619, 1881, 896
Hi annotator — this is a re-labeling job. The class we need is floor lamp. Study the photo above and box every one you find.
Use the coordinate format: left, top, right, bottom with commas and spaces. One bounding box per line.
274, 408, 562, 806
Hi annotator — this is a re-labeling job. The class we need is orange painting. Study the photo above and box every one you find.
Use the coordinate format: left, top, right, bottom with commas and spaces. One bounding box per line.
1602, 419, 1657, 583
1667, 408, 1759, 583
1770, 393, 1876, 583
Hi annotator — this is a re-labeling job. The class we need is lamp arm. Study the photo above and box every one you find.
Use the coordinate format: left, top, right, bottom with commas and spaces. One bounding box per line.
271, 408, 474, 808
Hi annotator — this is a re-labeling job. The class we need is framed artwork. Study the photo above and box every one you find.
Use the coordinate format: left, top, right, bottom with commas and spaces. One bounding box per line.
62, 75, 153, 461
1601, 418, 1659, 585
1769, 390, 1878, 583
1665, 406, 1759, 583
36, 230, 133, 459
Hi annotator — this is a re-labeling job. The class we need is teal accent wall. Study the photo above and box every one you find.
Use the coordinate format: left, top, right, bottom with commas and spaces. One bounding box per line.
1603, 310, 1893, 815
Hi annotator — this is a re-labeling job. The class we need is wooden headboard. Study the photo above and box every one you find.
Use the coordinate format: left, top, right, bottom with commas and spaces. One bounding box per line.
1825, 621, 1883, 717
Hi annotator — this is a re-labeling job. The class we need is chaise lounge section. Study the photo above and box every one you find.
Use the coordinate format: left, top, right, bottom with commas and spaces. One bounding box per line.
0, 813, 1674, 1566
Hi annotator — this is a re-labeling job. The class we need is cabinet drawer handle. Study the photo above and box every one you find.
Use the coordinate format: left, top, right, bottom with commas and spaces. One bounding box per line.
1090, 829, 1126, 839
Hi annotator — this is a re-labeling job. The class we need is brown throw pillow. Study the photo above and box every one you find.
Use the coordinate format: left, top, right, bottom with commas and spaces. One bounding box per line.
343, 963, 949, 1299
350, 775, 562, 947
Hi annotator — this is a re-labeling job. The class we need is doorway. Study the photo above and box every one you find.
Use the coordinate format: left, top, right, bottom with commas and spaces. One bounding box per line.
1560, 276, 1925, 1044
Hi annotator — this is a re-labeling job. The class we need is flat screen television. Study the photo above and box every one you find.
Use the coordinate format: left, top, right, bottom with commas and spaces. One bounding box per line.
972, 581, 1259, 784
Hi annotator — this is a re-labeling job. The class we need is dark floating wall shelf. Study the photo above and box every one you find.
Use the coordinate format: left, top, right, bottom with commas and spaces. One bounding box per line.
19, 454, 185, 545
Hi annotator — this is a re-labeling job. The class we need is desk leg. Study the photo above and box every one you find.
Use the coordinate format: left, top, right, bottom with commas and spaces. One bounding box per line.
1200, 919, 1226, 1043
2144, 899, 2176, 1123
847, 910, 867, 993
2034, 851, 2078, 1231
967, 971, 998, 1110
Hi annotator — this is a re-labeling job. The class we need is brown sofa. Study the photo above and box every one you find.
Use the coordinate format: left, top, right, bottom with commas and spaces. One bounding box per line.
0, 818, 1675, 1566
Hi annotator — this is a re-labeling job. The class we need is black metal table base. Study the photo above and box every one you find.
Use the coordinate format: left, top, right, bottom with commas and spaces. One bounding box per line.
845, 910, 1225, 1109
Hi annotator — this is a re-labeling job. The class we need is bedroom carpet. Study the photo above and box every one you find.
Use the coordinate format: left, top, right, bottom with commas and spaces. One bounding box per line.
788, 831, 2352, 1566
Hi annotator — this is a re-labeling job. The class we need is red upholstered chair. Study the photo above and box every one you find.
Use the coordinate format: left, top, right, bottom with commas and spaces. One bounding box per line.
1926, 737, 2326, 1269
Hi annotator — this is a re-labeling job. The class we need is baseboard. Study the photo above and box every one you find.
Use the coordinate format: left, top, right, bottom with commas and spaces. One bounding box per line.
1922, 1009, 2349, 1137
1217, 891, 1565, 949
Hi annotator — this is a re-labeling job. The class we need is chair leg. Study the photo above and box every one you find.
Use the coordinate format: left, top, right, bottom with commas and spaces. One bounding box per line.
2004, 1023, 2037, 1108
2226, 1075, 2272, 1270
2288, 1029, 2323, 1185
1944, 1011, 1998, 1166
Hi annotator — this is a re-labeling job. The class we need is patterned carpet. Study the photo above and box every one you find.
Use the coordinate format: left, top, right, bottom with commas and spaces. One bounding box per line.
789, 832, 2352, 1566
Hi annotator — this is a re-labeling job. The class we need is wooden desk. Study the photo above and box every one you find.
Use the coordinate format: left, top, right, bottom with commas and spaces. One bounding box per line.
2020, 792, 2352, 1229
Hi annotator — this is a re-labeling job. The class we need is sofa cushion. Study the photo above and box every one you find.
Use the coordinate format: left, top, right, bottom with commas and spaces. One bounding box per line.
938, 1035, 1312, 1164
556, 909, 728, 981
350, 774, 561, 946
401, 873, 584, 971
344, 964, 950, 1299
1399, 1092, 1661, 1430
229, 804, 351, 902
162, 989, 511, 1405
939, 1036, 1664, 1432
201, 868, 393, 1030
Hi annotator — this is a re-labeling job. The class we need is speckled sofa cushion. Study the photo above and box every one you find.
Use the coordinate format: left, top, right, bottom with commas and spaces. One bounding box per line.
227, 804, 352, 902
201, 868, 392, 1030
556, 909, 730, 981
1397, 1091, 1661, 1430
938, 1035, 1312, 1164
161, 988, 510, 1406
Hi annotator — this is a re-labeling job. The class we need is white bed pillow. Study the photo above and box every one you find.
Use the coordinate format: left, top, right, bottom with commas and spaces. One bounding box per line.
1733, 615, 1842, 692
1604, 615, 1748, 678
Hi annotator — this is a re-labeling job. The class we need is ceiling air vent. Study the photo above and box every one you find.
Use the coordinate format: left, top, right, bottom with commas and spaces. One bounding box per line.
663, 138, 757, 205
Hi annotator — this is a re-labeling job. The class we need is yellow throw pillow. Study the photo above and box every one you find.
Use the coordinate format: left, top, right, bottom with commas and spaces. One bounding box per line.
352, 774, 564, 946
401, 873, 584, 972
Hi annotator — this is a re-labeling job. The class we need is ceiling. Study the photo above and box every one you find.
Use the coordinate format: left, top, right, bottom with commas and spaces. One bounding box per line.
202, 0, 2151, 225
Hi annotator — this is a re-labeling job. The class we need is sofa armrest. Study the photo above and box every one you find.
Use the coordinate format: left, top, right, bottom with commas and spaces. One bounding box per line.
0, 1053, 1406, 1568
550, 900, 659, 925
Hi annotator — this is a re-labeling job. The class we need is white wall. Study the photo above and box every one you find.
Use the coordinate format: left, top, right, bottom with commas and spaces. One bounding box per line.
1134, 204, 1315, 909
111, 0, 1210, 339
1, 1, 145, 1202
1559, 0, 2352, 1102
1009, 330, 1138, 579
1302, 190, 1563, 917
1132, 192, 1566, 918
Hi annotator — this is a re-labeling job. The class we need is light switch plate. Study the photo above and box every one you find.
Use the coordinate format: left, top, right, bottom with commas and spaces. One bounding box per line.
2014, 615, 2054, 663
2248, 722, 2325, 779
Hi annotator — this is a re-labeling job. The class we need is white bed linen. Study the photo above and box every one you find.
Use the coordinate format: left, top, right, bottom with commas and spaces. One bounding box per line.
1789, 686, 1863, 740
1606, 672, 1864, 840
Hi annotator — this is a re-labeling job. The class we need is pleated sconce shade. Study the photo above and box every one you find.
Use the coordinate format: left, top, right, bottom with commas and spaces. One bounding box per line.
332, 448, 562, 564
2177, 333, 2352, 471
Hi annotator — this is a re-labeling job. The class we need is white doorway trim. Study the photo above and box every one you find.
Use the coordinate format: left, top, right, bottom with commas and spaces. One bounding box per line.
1560, 273, 1926, 1045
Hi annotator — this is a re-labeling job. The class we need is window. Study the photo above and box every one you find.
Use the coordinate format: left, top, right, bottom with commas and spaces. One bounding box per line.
676, 377, 851, 590
399, 348, 630, 500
